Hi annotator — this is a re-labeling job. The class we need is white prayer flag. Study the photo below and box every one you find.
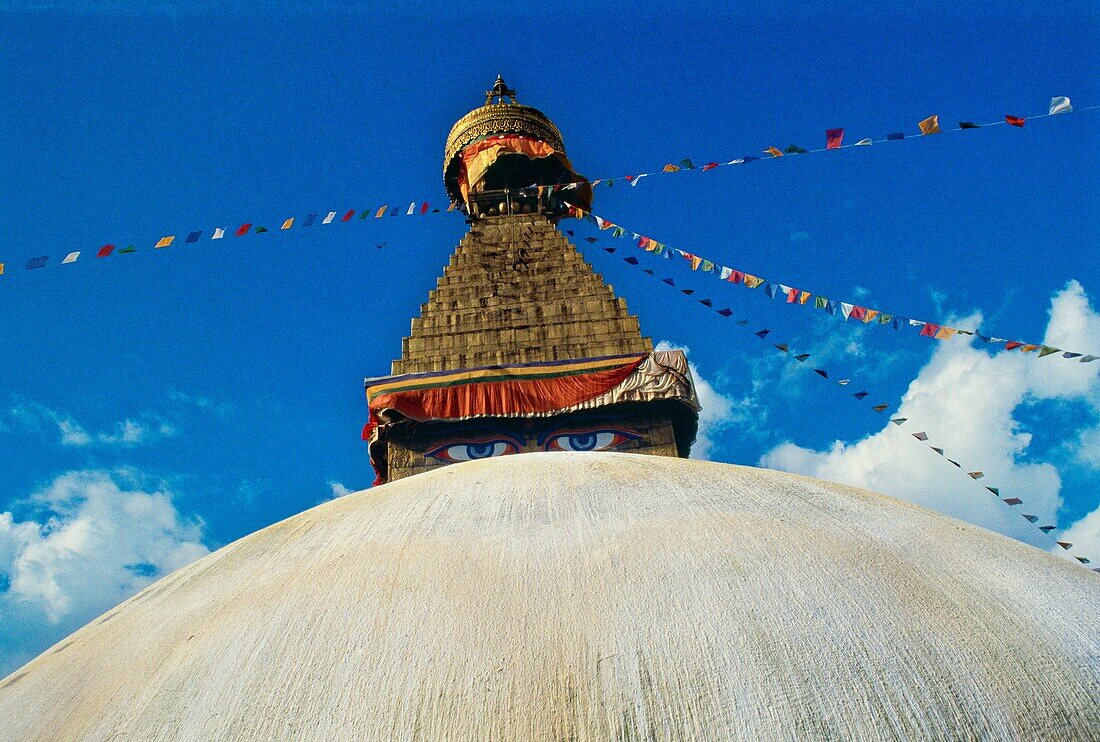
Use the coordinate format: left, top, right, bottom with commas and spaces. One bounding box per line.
629, 173, 647, 187
855, 138, 873, 146
1049, 96, 1072, 115
840, 302, 854, 320
212, 227, 225, 239
322, 211, 336, 224
62, 251, 80, 264
406, 202, 416, 215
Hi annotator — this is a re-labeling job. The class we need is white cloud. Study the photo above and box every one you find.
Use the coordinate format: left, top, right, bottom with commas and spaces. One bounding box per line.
1059, 505, 1100, 562
759, 281, 1100, 561
656, 340, 755, 460
0, 469, 208, 673
6, 399, 177, 448
327, 481, 353, 499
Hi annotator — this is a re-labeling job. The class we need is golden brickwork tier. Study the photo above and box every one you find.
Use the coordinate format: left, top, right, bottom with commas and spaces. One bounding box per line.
393, 214, 652, 375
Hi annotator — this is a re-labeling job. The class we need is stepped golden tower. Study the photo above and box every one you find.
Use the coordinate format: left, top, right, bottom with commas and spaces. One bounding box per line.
365, 78, 700, 482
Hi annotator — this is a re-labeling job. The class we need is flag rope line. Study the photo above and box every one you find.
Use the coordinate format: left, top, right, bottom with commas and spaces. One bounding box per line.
474, 99, 1096, 197
1, 202, 461, 277
572, 215, 1096, 571
563, 206, 1099, 364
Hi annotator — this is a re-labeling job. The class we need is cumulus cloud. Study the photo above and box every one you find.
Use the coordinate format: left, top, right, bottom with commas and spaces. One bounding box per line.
0, 469, 208, 674
759, 281, 1100, 561
656, 340, 757, 460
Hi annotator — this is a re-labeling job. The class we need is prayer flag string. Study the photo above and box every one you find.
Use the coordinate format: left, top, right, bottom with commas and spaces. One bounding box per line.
572, 215, 1096, 571
564, 206, 1100, 364
476, 97, 1095, 200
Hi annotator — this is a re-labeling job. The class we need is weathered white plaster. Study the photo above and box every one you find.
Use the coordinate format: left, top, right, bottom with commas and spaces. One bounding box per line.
1, 452, 1097, 739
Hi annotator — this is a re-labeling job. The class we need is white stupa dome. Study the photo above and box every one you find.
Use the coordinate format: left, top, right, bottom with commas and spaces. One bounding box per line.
1, 452, 1097, 739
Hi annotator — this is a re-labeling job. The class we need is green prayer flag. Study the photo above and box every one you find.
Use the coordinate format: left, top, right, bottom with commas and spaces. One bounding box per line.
814, 296, 828, 309
255, 226, 268, 233
784, 144, 808, 154
1038, 346, 1060, 357
119, 245, 137, 253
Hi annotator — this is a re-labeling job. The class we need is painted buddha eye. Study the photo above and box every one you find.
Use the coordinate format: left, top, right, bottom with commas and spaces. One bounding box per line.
426, 439, 521, 463
542, 429, 640, 452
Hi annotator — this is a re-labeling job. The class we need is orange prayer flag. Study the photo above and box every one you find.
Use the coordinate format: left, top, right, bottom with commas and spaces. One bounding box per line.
918, 115, 940, 135
764, 146, 784, 157
155, 236, 174, 248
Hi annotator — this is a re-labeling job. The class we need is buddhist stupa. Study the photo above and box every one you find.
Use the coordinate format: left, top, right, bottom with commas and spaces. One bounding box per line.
1, 80, 1096, 740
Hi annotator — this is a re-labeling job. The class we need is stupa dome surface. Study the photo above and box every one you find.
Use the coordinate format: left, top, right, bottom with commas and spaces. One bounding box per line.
1, 453, 1097, 739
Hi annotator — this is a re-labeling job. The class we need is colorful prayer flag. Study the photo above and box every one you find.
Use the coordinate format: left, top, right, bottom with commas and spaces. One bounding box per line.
281, 218, 294, 230
920, 323, 940, 337
1049, 96, 1072, 115
826, 128, 844, 149
96, 244, 115, 258
934, 326, 957, 340
918, 115, 940, 135
663, 164, 680, 172
234, 224, 251, 237
62, 251, 79, 264
1005, 115, 1025, 127
156, 236, 174, 248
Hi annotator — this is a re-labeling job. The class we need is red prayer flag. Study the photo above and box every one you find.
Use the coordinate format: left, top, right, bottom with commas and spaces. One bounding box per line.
727, 270, 744, 284
1005, 115, 1025, 127
786, 288, 799, 303
1004, 341, 1024, 350
826, 128, 844, 149
850, 306, 868, 321
420, 202, 430, 214
96, 244, 115, 258
702, 162, 719, 171
342, 210, 356, 222
920, 323, 940, 337
234, 223, 252, 237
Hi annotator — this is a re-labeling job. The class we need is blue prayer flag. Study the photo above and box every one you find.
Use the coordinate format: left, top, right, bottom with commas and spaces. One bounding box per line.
26, 256, 47, 270
185, 231, 202, 243
886, 132, 905, 141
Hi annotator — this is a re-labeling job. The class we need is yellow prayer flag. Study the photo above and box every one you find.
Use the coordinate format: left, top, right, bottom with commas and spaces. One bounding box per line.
863, 309, 880, 323
935, 326, 957, 340
0, 263, 5, 275
1020, 344, 1039, 353
764, 146, 784, 157
281, 218, 294, 230
375, 205, 388, 218
155, 236, 174, 248
918, 115, 940, 135
798, 291, 812, 304
663, 164, 680, 172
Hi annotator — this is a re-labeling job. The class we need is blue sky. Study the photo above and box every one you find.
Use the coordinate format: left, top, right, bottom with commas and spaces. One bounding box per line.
0, 1, 1098, 674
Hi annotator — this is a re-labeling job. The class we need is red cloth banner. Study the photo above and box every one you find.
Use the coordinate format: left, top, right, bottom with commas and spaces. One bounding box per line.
826, 128, 845, 149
